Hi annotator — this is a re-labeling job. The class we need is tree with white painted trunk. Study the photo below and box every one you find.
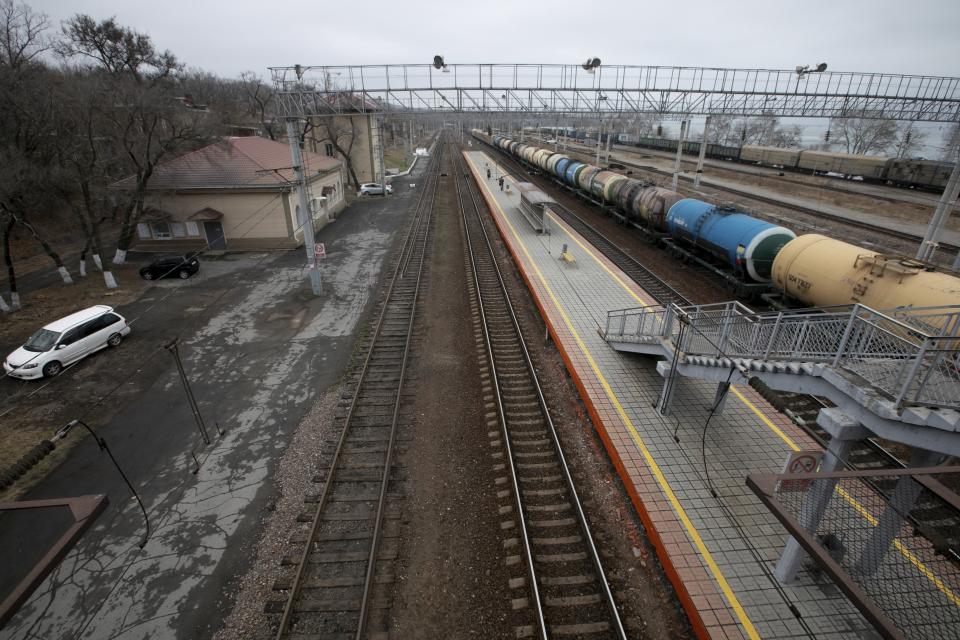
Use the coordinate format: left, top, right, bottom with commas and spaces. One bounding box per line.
1, 215, 19, 310
57, 14, 209, 265
51, 69, 131, 289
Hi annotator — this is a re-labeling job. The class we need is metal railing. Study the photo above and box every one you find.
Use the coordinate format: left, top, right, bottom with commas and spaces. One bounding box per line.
604, 303, 960, 411
268, 64, 960, 121
748, 466, 960, 640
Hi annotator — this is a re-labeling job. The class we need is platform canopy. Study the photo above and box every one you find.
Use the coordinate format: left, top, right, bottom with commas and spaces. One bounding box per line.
269, 63, 960, 122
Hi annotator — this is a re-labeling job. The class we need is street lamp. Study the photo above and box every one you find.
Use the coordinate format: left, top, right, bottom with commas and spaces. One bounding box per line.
53, 419, 150, 549
795, 62, 828, 91
582, 57, 602, 73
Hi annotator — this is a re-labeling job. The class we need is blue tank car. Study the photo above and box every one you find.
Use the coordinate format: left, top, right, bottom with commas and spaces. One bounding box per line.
665, 199, 796, 281
554, 157, 571, 179
564, 161, 586, 187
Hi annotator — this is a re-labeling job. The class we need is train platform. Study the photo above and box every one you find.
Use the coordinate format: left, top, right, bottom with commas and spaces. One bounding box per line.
462, 149, 878, 639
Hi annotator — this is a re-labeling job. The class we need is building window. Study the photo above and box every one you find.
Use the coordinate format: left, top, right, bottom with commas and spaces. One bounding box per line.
171, 222, 186, 238
152, 222, 171, 239
137, 223, 151, 239
324, 143, 335, 157
185, 221, 200, 236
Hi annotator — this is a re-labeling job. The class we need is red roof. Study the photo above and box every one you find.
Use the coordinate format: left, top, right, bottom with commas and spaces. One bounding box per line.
113, 136, 341, 191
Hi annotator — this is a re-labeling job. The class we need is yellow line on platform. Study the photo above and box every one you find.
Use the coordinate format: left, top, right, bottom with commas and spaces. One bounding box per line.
484, 153, 960, 611
465, 152, 761, 639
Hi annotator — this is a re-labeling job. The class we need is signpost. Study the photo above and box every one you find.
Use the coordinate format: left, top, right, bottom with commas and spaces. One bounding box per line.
778, 450, 824, 491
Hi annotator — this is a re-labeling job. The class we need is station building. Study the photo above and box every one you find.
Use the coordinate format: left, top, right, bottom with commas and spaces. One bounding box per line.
115, 136, 345, 252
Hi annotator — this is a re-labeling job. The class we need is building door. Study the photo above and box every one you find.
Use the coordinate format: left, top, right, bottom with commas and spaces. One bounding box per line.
203, 221, 226, 250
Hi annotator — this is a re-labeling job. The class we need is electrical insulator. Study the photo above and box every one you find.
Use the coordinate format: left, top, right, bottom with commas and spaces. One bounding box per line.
824, 130, 831, 142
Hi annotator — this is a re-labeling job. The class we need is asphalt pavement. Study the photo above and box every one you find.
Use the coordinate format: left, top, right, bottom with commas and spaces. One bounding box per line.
0, 172, 422, 639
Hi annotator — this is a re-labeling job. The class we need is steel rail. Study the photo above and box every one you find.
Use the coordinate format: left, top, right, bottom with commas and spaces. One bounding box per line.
477, 133, 960, 559
274, 142, 443, 639
355, 136, 441, 640
452, 143, 626, 639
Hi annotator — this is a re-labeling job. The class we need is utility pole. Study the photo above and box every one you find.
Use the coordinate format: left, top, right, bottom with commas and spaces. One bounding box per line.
377, 115, 387, 196
672, 120, 688, 191
693, 116, 711, 189
595, 119, 603, 165
285, 118, 323, 296
917, 160, 960, 262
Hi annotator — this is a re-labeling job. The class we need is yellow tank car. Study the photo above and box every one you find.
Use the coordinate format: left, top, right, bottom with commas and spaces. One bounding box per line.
771, 234, 960, 311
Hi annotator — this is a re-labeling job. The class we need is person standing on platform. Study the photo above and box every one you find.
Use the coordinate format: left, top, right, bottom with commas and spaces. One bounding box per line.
498, 176, 504, 191
486, 166, 491, 180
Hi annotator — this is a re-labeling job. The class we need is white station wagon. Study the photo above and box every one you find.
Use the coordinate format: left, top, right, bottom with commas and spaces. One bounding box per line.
4, 305, 131, 380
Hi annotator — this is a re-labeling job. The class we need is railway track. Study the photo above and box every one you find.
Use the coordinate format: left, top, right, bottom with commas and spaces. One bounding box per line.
605, 140, 934, 206
452, 142, 627, 639
267, 141, 444, 639
477, 134, 960, 561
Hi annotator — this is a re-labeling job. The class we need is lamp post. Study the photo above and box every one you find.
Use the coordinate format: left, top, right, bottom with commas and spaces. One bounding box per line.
53, 419, 150, 549
794, 62, 828, 93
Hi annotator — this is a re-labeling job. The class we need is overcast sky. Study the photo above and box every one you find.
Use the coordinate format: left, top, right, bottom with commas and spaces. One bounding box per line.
27, 0, 960, 79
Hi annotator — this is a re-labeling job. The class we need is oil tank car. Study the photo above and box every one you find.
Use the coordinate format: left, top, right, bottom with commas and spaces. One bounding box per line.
771, 234, 960, 310
666, 200, 796, 281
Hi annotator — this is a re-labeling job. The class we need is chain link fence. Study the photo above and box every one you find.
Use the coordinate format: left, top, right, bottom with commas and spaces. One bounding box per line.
750, 467, 960, 640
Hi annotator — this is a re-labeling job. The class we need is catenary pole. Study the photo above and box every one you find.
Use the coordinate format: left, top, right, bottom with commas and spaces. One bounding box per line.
285, 118, 323, 296
672, 120, 688, 191
693, 116, 711, 189
916, 160, 960, 261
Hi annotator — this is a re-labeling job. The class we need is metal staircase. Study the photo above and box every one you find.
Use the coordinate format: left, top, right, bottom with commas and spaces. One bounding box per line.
603, 301, 960, 455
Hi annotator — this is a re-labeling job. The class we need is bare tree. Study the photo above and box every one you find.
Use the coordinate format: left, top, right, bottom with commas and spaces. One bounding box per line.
829, 111, 899, 155
0, 53, 74, 288
58, 14, 209, 264
0, 0, 48, 69
52, 68, 129, 287
317, 116, 362, 188
942, 123, 960, 162
239, 71, 278, 139
892, 122, 928, 159
56, 14, 179, 85
706, 114, 802, 148
1, 213, 17, 310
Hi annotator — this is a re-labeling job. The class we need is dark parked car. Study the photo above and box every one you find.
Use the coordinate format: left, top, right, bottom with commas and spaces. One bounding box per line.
139, 255, 200, 280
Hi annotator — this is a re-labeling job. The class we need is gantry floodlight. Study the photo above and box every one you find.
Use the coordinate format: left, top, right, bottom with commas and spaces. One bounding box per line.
795, 62, 828, 77
433, 55, 445, 70
582, 57, 602, 72
294, 64, 304, 80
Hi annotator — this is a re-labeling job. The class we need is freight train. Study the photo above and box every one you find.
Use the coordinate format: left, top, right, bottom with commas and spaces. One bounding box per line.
475, 130, 960, 310
620, 136, 954, 191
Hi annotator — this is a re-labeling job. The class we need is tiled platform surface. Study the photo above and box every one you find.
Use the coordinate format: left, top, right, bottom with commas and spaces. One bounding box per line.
463, 150, 879, 640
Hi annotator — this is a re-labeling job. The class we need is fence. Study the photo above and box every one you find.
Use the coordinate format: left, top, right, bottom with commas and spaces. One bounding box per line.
748, 467, 960, 640
604, 303, 960, 411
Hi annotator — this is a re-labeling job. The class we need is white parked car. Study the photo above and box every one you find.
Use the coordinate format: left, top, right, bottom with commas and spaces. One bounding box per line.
3, 305, 131, 380
358, 182, 393, 196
